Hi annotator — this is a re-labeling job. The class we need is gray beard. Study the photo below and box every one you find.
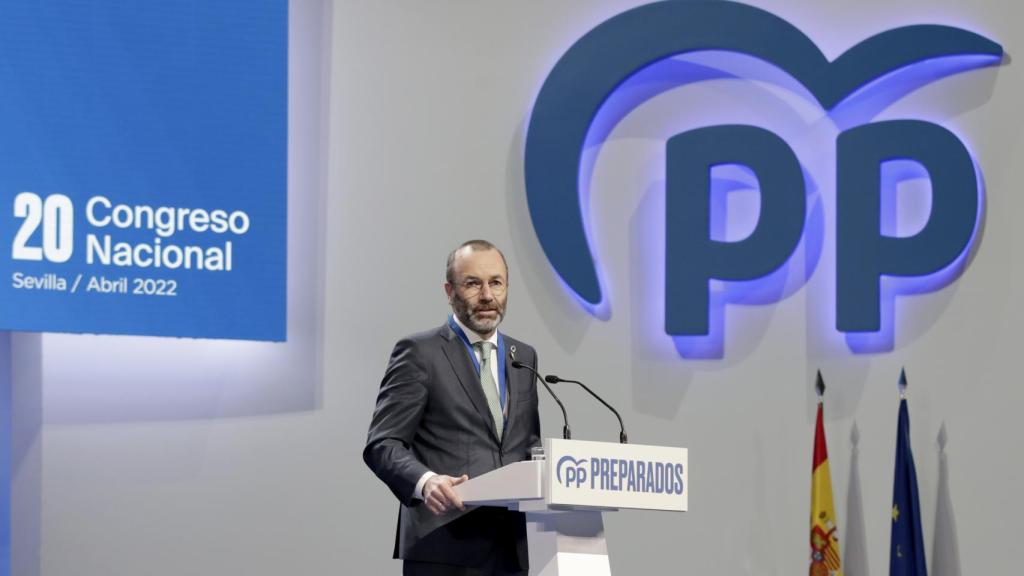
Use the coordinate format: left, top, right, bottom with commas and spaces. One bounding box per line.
462, 310, 502, 336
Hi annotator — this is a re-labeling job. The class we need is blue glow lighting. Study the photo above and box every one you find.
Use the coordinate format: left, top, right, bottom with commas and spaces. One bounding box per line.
524, 1, 1001, 357
524, 0, 1001, 309
846, 156, 985, 353
575, 57, 736, 320
558, 270, 611, 320
578, 55, 825, 358
672, 168, 825, 359
828, 54, 1003, 130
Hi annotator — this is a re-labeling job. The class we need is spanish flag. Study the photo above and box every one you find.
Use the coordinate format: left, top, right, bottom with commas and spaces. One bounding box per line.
810, 399, 842, 576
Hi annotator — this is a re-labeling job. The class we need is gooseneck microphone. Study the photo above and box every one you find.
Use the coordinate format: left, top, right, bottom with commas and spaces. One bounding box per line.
511, 360, 571, 440
545, 374, 628, 444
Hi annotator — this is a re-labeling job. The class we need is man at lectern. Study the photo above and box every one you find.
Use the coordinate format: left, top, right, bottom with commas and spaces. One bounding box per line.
364, 239, 541, 576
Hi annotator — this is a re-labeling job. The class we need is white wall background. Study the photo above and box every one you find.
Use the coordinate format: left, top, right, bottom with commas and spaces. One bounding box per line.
10, 0, 1024, 574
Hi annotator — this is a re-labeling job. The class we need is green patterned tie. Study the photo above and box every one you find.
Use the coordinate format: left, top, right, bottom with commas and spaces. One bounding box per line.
476, 342, 504, 441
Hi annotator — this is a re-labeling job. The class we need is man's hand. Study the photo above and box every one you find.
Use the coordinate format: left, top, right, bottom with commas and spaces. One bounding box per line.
423, 474, 469, 516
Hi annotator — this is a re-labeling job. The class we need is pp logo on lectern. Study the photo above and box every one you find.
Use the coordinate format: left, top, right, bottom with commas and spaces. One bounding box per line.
556, 454, 686, 494
556, 455, 589, 488
524, 1, 1003, 352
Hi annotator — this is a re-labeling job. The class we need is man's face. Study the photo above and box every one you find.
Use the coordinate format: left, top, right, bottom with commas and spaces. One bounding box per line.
445, 248, 508, 338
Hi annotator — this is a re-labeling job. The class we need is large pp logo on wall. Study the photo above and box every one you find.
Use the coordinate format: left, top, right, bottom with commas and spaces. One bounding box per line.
524, 0, 1002, 354
0, 1, 287, 341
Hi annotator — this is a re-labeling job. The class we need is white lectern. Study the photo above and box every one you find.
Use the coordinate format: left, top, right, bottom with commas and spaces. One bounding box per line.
456, 438, 688, 576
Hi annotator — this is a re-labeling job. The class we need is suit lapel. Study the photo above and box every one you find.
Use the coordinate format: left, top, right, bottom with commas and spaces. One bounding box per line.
440, 325, 501, 444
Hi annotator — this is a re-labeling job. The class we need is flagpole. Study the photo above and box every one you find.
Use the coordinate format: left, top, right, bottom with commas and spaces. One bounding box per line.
890, 366, 928, 576
810, 369, 843, 576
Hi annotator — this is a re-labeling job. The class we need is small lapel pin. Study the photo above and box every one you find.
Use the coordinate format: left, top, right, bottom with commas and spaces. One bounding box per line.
509, 344, 517, 359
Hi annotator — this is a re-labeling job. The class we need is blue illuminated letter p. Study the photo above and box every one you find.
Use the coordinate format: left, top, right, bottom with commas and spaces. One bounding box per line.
665, 125, 806, 335
837, 120, 978, 333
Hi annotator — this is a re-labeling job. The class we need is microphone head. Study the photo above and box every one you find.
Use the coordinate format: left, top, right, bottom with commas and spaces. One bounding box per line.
510, 360, 525, 369
544, 375, 560, 384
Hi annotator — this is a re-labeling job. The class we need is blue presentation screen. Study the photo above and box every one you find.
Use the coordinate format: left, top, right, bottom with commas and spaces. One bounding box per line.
0, 0, 288, 341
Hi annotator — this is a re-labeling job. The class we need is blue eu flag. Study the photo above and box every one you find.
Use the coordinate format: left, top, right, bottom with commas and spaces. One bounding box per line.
890, 392, 927, 576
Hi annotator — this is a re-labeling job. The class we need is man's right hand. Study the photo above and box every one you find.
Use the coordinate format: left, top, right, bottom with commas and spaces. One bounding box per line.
423, 474, 469, 516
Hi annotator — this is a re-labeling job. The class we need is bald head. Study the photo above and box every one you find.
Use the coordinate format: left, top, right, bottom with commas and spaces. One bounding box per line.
445, 239, 508, 284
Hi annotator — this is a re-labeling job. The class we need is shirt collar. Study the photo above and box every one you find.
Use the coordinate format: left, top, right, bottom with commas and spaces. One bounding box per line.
451, 314, 499, 347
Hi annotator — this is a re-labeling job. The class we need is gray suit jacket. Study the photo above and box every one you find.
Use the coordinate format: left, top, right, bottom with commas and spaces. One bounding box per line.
363, 322, 541, 567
